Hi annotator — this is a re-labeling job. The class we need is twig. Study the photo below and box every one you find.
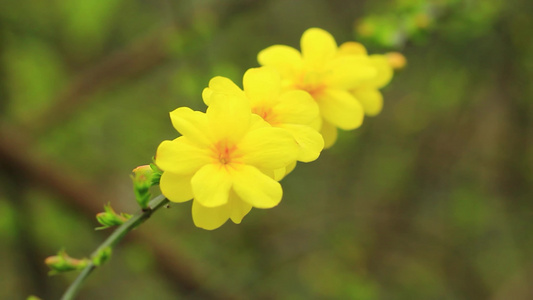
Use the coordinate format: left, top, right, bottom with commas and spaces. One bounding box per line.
0, 122, 238, 299
61, 195, 169, 300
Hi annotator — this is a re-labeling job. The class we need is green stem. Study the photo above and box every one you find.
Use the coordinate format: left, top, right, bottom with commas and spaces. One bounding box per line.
60, 194, 169, 300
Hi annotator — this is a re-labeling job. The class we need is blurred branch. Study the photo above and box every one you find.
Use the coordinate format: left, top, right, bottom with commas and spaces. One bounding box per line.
28, 26, 175, 133
1, 171, 51, 298
0, 122, 237, 300
25, 0, 272, 133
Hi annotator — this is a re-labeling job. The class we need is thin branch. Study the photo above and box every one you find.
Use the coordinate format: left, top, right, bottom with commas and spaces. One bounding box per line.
61, 195, 169, 300
0, 122, 238, 299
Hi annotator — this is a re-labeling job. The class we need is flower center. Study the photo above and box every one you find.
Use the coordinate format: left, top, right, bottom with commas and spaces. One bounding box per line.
252, 106, 279, 125
294, 72, 326, 98
213, 140, 238, 165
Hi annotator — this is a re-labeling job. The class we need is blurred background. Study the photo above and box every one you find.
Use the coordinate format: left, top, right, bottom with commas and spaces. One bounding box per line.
1, 0, 532, 299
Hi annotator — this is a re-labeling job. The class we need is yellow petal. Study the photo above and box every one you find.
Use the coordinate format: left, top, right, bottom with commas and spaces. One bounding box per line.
301, 28, 337, 68
353, 88, 383, 116
321, 121, 338, 149
273, 167, 287, 181
243, 67, 281, 106
207, 92, 251, 142
274, 90, 320, 127
169, 107, 212, 146
231, 165, 283, 208
338, 42, 368, 56
257, 45, 303, 78
285, 161, 297, 176
239, 127, 299, 170
201, 88, 213, 106
203, 76, 244, 106
324, 55, 377, 90
192, 200, 231, 230
273, 161, 298, 181
155, 137, 211, 174
159, 172, 193, 203
191, 164, 232, 207
228, 192, 252, 224
317, 89, 364, 130
367, 55, 393, 89
280, 124, 324, 162
248, 113, 271, 131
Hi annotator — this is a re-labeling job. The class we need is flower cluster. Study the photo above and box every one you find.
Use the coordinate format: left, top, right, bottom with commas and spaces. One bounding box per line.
155, 28, 401, 230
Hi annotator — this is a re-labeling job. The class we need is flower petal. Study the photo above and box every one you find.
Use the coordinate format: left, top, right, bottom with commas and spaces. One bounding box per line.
273, 160, 298, 181
273, 167, 287, 181
228, 192, 252, 224
203, 76, 244, 106
207, 92, 251, 142
321, 121, 338, 149
191, 164, 233, 207
155, 137, 211, 174
231, 165, 283, 208
353, 88, 383, 116
257, 45, 303, 78
367, 55, 393, 89
324, 55, 377, 90
192, 200, 231, 230
243, 67, 281, 106
274, 90, 320, 128
280, 124, 324, 162
285, 161, 297, 176
337, 42, 368, 56
159, 172, 193, 203
239, 127, 299, 170
248, 113, 271, 131
169, 107, 212, 146
301, 28, 337, 68
317, 89, 364, 130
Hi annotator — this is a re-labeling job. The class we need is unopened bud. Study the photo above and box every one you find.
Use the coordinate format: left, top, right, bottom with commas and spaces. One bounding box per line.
131, 164, 159, 209
96, 203, 131, 230
45, 250, 89, 275
414, 13, 431, 29
386, 52, 407, 70
356, 19, 376, 38
92, 247, 112, 266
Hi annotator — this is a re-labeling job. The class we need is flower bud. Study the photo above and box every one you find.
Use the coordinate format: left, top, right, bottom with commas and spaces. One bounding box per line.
92, 247, 112, 266
386, 52, 407, 70
45, 250, 89, 275
131, 164, 159, 209
96, 203, 131, 230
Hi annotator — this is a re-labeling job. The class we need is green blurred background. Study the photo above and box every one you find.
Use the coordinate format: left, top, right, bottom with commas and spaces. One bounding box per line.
1, 0, 532, 299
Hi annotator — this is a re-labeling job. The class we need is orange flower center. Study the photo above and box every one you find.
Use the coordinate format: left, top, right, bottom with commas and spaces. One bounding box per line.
252, 106, 279, 125
296, 83, 326, 98
294, 72, 326, 99
213, 140, 239, 165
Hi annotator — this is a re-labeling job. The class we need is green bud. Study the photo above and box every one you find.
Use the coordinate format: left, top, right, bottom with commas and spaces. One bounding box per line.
93, 247, 112, 266
131, 165, 157, 209
45, 249, 89, 275
149, 163, 162, 185
96, 203, 131, 230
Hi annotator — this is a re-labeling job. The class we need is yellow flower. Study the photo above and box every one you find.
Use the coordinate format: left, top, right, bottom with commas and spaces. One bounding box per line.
337, 42, 394, 117
155, 94, 299, 230
258, 27, 377, 148
202, 67, 324, 165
